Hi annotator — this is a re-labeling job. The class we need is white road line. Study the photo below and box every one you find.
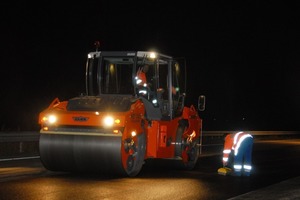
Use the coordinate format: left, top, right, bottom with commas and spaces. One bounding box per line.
0, 156, 40, 162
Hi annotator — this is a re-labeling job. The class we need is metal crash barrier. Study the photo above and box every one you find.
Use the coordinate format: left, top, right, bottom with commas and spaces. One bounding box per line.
0, 131, 299, 159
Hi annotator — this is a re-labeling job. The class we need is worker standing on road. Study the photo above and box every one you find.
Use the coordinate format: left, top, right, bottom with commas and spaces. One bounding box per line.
222, 131, 253, 176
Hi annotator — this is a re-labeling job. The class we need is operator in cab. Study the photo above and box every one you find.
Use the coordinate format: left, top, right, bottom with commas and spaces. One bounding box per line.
136, 64, 149, 86
135, 64, 150, 96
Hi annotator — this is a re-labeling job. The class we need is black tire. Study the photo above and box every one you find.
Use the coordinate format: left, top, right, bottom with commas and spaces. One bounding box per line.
175, 125, 185, 158
174, 120, 200, 170
125, 133, 146, 177
183, 140, 200, 170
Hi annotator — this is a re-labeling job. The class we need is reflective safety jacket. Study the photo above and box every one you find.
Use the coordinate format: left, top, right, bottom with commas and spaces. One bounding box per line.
222, 131, 253, 166
135, 70, 147, 86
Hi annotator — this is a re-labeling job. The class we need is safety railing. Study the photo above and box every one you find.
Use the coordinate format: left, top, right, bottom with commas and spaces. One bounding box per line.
0, 131, 299, 159
1, 131, 299, 142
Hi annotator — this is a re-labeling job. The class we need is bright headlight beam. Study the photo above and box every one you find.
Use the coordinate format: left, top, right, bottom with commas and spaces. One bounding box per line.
131, 131, 137, 137
48, 115, 57, 124
103, 116, 114, 126
149, 52, 156, 58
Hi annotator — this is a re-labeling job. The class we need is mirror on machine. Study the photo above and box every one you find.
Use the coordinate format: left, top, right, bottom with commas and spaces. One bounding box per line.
198, 95, 206, 111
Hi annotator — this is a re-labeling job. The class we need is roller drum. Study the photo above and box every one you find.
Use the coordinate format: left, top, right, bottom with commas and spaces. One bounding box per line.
39, 133, 126, 175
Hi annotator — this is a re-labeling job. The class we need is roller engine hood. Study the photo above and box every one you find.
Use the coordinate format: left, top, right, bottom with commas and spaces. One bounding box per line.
66, 95, 136, 112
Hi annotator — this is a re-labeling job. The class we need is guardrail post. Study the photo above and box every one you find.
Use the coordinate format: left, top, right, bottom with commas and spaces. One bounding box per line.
19, 142, 23, 153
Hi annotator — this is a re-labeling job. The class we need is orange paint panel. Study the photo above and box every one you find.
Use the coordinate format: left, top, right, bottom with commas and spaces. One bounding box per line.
146, 121, 159, 158
159, 125, 167, 147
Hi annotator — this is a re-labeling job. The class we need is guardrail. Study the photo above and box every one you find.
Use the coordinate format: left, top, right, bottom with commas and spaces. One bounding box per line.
0, 131, 299, 142
0, 131, 40, 142
202, 131, 300, 137
0, 131, 299, 159
199, 131, 300, 155
0, 131, 40, 159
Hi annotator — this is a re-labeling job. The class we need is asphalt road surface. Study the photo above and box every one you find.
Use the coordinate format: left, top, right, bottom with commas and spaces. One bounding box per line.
1, 139, 300, 200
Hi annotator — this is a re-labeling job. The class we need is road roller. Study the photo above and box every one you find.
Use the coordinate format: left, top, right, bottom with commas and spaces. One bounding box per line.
38, 44, 206, 177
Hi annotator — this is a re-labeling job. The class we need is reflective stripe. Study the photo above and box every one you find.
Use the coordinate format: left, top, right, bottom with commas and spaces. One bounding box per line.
139, 90, 147, 94
136, 79, 142, 84
233, 132, 244, 145
223, 157, 228, 162
136, 78, 147, 86
234, 134, 253, 156
234, 165, 242, 170
244, 165, 252, 170
223, 149, 231, 154
152, 99, 157, 104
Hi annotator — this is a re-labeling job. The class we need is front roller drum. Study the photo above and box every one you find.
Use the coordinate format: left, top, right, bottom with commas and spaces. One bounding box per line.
39, 133, 126, 176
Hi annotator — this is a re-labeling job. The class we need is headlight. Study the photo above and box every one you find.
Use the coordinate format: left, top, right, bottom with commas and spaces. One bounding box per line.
103, 116, 114, 127
149, 52, 156, 58
131, 131, 137, 137
42, 115, 57, 124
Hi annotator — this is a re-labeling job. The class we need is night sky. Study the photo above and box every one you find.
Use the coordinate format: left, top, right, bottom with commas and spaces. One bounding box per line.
0, 1, 299, 131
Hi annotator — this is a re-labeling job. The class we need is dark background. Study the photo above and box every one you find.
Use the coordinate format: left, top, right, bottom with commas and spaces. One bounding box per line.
0, 1, 299, 131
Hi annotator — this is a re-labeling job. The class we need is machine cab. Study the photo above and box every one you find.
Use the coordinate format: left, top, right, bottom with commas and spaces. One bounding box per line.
85, 51, 187, 120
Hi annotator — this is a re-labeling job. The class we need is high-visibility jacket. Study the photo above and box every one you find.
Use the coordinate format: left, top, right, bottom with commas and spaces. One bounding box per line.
136, 70, 147, 86
222, 131, 253, 167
